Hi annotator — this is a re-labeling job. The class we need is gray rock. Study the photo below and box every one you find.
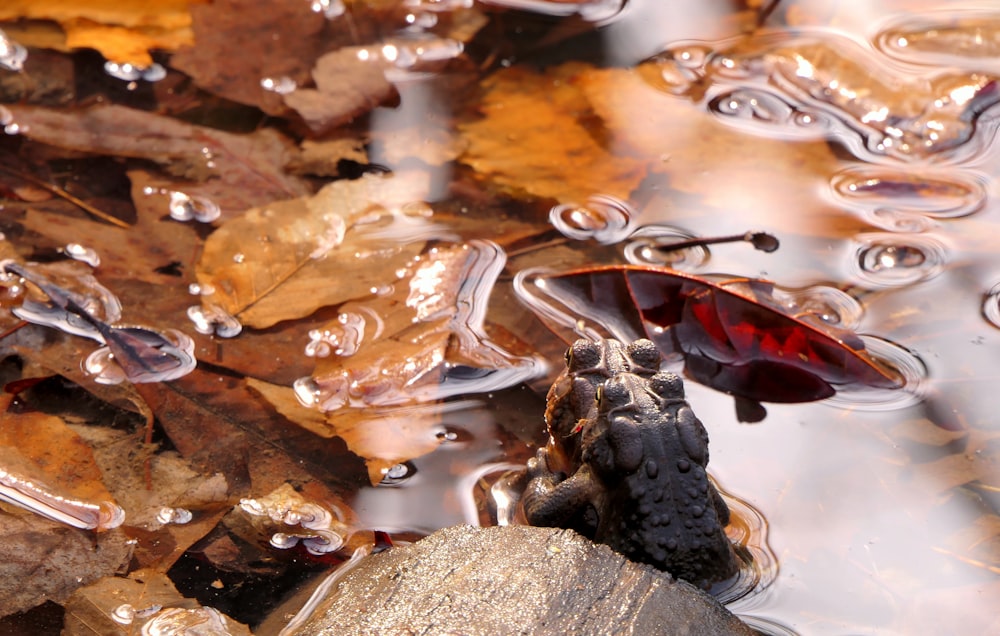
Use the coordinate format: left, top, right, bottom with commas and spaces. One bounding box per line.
290, 524, 754, 635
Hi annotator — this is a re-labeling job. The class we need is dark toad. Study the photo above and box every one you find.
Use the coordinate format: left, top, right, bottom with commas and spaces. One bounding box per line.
522, 338, 739, 588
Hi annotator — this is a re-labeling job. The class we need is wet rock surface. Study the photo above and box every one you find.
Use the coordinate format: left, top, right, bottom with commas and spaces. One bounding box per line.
290, 524, 754, 635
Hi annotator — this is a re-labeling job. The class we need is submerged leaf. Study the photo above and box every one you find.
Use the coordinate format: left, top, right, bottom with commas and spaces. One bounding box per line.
62, 568, 251, 636
283, 46, 397, 134
254, 241, 546, 482
459, 64, 652, 203
5, 104, 310, 218
0, 395, 120, 515
251, 377, 462, 485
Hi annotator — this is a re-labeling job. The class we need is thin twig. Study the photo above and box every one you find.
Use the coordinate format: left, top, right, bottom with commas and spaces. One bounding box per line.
0, 164, 130, 229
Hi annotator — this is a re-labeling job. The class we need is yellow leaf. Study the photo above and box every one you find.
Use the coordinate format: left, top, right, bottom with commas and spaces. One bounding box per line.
0, 0, 200, 65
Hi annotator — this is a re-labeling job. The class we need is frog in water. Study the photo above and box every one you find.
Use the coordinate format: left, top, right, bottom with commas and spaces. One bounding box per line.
521, 338, 739, 588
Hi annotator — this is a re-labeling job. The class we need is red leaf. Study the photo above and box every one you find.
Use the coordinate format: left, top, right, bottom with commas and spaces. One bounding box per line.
530, 265, 903, 405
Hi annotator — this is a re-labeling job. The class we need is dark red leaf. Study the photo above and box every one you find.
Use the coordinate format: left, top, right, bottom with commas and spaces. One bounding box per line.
532, 265, 903, 405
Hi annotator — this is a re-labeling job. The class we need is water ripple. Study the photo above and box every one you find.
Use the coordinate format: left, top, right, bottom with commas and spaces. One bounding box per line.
849, 233, 948, 288
830, 166, 987, 225
875, 13, 1000, 68
824, 336, 928, 411
648, 34, 1000, 162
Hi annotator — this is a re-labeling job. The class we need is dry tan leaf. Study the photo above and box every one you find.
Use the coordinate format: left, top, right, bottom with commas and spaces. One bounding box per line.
459, 64, 651, 203
195, 172, 433, 329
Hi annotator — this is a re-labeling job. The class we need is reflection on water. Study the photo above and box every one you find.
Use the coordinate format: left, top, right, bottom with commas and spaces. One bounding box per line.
2, 0, 999, 634
369, 2, 1000, 634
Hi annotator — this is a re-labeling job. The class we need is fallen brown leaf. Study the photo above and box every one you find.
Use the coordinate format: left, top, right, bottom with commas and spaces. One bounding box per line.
6, 104, 310, 219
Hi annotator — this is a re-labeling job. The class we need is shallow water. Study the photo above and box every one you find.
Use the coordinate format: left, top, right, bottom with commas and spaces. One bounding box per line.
1, 1, 999, 634
353, 2, 1000, 634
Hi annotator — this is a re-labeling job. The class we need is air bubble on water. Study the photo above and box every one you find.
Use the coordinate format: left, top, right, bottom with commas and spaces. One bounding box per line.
480, 0, 622, 21
408, 38, 464, 64
405, 11, 438, 29
64, 243, 101, 268
305, 312, 367, 357
112, 604, 136, 625
1, 105, 25, 135
624, 225, 710, 269
104, 61, 166, 83
84, 348, 127, 384
830, 167, 986, 221
0, 29, 27, 72
549, 195, 636, 244
869, 208, 935, 232
380, 461, 416, 486
404, 0, 474, 11
168, 191, 221, 223
310, 0, 345, 19
188, 282, 216, 296
140, 607, 230, 636
707, 88, 830, 140
260, 76, 297, 94
199, 147, 217, 170
187, 305, 242, 337
156, 507, 193, 525
771, 284, 864, 330
84, 328, 197, 384
141, 64, 167, 82
982, 282, 1000, 330
851, 233, 947, 288
874, 16, 1000, 65
436, 429, 458, 442
293, 376, 329, 408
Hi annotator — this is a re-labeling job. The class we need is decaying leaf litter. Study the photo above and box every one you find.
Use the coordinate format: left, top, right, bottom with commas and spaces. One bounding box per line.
0, 0, 998, 633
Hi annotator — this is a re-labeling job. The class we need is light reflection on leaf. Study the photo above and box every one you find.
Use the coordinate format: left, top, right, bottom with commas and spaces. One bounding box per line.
195, 172, 435, 329
251, 240, 546, 483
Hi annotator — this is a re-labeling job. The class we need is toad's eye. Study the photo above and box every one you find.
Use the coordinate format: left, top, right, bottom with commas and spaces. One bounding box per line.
595, 384, 603, 406
565, 347, 573, 366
